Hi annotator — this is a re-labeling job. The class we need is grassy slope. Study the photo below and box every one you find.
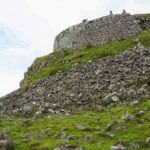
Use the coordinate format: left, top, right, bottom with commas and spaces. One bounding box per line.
1, 100, 150, 150
22, 30, 150, 87
1, 25, 150, 150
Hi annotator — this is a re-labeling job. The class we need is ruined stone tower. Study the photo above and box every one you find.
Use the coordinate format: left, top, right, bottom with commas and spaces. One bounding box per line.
53, 11, 141, 51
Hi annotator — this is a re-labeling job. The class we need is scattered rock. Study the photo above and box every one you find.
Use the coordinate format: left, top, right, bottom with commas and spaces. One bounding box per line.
117, 120, 125, 126
0, 103, 3, 108
53, 144, 73, 150
68, 136, 76, 140
53, 148, 61, 150
99, 132, 115, 138
35, 134, 45, 140
146, 137, 150, 145
137, 42, 144, 49
61, 140, 69, 145
130, 100, 139, 106
110, 144, 126, 150
129, 141, 139, 149
106, 123, 114, 131
40, 129, 50, 134
111, 96, 120, 102
60, 131, 67, 139
136, 110, 145, 117
132, 38, 140, 43
2, 45, 150, 118
0, 132, 15, 150
83, 135, 93, 142
122, 112, 134, 121
75, 147, 83, 150
107, 133, 115, 138
76, 125, 85, 131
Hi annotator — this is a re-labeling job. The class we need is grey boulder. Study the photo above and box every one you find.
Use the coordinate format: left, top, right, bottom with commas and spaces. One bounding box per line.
0, 132, 14, 150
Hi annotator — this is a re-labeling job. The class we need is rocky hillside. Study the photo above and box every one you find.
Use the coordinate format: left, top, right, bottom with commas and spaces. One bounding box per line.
0, 29, 150, 117
0, 13, 150, 150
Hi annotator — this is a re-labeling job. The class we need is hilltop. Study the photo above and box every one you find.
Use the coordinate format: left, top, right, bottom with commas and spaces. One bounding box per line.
0, 12, 150, 150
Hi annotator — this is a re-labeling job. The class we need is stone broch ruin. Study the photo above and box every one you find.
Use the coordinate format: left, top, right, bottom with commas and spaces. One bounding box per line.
0, 11, 150, 117
1, 10, 150, 150
54, 10, 142, 51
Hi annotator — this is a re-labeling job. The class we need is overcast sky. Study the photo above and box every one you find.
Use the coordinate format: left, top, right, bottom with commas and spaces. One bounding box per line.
0, 0, 150, 97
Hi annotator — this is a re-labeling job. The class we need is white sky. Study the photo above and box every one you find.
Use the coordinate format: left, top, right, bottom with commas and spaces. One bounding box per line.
0, 0, 150, 97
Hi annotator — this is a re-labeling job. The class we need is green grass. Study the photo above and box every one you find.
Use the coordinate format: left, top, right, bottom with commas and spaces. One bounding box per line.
59, 39, 135, 64
22, 30, 150, 87
136, 30, 150, 47
1, 100, 150, 150
26, 63, 71, 87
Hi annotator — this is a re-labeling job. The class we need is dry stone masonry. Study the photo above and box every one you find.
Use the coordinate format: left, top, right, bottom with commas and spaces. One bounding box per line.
54, 11, 141, 51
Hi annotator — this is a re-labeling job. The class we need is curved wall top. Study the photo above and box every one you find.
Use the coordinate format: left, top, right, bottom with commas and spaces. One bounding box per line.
53, 12, 141, 51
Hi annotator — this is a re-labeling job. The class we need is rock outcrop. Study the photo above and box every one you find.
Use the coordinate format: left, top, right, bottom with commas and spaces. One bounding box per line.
1, 12, 150, 117
1, 45, 150, 116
